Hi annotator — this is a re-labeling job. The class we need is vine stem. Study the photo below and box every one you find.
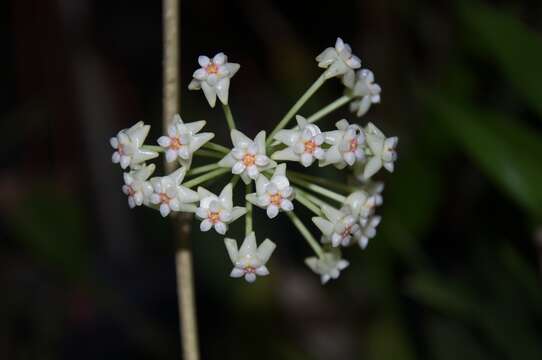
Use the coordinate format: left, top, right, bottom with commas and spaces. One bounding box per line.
267, 73, 327, 146
163, 1, 200, 359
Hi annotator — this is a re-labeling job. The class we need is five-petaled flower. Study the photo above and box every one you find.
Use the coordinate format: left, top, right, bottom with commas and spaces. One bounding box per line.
316, 37, 361, 88
224, 232, 276, 283
149, 167, 199, 217
272, 115, 326, 167
110, 121, 159, 169
218, 129, 275, 184
312, 205, 362, 247
349, 69, 381, 117
157, 114, 214, 165
195, 183, 246, 235
122, 164, 155, 208
305, 250, 349, 284
322, 119, 366, 168
363, 123, 398, 179
188, 53, 240, 108
246, 164, 295, 218
358, 215, 381, 249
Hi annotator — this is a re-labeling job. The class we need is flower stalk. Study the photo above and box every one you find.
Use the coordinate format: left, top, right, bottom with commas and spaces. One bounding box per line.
222, 103, 236, 131
245, 183, 253, 235
183, 167, 230, 188
289, 176, 347, 203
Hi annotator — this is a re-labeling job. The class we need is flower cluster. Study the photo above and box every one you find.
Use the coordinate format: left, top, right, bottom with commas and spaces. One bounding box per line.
109, 37, 397, 285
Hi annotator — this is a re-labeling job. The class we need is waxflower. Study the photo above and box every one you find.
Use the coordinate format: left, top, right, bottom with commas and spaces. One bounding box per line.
149, 167, 199, 217
362, 123, 398, 179
305, 250, 349, 284
316, 37, 361, 88
224, 232, 276, 283
188, 53, 240, 108
110, 121, 159, 169
157, 114, 214, 165
218, 129, 275, 184
321, 119, 366, 168
195, 183, 246, 235
246, 164, 294, 219
122, 163, 155, 208
349, 69, 381, 117
345, 190, 379, 222
272, 115, 325, 167
312, 205, 362, 247
358, 215, 381, 249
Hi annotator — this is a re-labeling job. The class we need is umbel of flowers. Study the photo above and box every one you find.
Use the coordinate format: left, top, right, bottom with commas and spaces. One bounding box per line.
110, 37, 397, 285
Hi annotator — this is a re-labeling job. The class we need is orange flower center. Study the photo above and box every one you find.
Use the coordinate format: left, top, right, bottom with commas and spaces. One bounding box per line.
170, 137, 183, 150
243, 154, 256, 166
270, 193, 282, 206
159, 193, 171, 204
209, 211, 221, 223
206, 63, 219, 74
304, 140, 317, 153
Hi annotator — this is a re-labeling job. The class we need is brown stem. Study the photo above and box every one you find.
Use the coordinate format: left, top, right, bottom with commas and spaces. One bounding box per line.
163, 0, 200, 359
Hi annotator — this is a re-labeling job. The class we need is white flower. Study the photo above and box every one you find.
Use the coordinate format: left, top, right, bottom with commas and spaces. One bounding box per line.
315, 37, 361, 88
195, 183, 246, 235
321, 119, 366, 168
363, 123, 398, 179
305, 250, 349, 285
246, 164, 294, 218
157, 114, 214, 165
188, 53, 240, 108
110, 121, 159, 169
122, 164, 155, 208
272, 115, 326, 167
224, 232, 276, 283
149, 167, 199, 217
349, 69, 381, 117
345, 190, 379, 220
218, 129, 275, 184
358, 215, 381, 249
312, 205, 362, 247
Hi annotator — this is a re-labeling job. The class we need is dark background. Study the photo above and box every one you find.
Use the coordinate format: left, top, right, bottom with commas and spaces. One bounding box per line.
2, 0, 542, 359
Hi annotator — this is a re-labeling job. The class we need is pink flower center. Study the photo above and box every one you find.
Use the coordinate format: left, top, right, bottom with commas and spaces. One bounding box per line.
206, 63, 219, 74
304, 140, 317, 154
208, 211, 221, 223
170, 137, 184, 150
159, 193, 171, 204
270, 193, 282, 206
244, 266, 256, 273
341, 226, 352, 238
349, 139, 358, 152
243, 154, 256, 166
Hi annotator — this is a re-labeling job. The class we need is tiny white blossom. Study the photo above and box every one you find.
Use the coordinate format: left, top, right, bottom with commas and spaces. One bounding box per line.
157, 114, 214, 165
149, 167, 199, 217
272, 115, 326, 167
349, 69, 381, 117
224, 232, 276, 283
315, 37, 361, 88
246, 164, 295, 218
358, 215, 381, 249
305, 250, 349, 285
312, 205, 362, 247
345, 190, 380, 220
188, 53, 240, 108
362, 123, 398, 179
195, 183, 246, 235
218, 129, 275, 184
110, 121, 159, 169
122, 163, 155, 208
321, 119, 366, 168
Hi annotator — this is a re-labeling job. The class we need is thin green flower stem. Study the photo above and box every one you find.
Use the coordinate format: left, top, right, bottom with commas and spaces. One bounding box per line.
294, 190, 323, 216
142, 145, 165, 152
245, 183, 253, 236
203, 142, 230, 154
294, 186, 331, 209
187, 163, 220, 176
183, 167, 230, 188
289, 176, 346, 203
194, 149, 224, 159
231, 175, 241, 189
267, 73, 327, 146
288, 170, 356, 193
222, 103, 236, 131
286, 211, 324, 258
306, 95, 351, 124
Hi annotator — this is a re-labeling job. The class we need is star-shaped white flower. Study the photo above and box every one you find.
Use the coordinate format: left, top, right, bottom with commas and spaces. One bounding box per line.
218, 129, 275, 184
157, 114, 214, 165
195, 183, 246, 235
122, 163, 155, 208
363, 123, 398, 179
188, 53, 240, 108
224, 232, 276, 283
272, 115, 326, 167
246, 164, 294, 218
315, 37, 361, 88
149, 167, 199, 217
321, 119, 366, 168
312, 205, 362, 247
305, 250, 349, 285
110, 121, 159, 169
358, 215, 381, 249
345, 190, 380, 221
349, 69, 381, 117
